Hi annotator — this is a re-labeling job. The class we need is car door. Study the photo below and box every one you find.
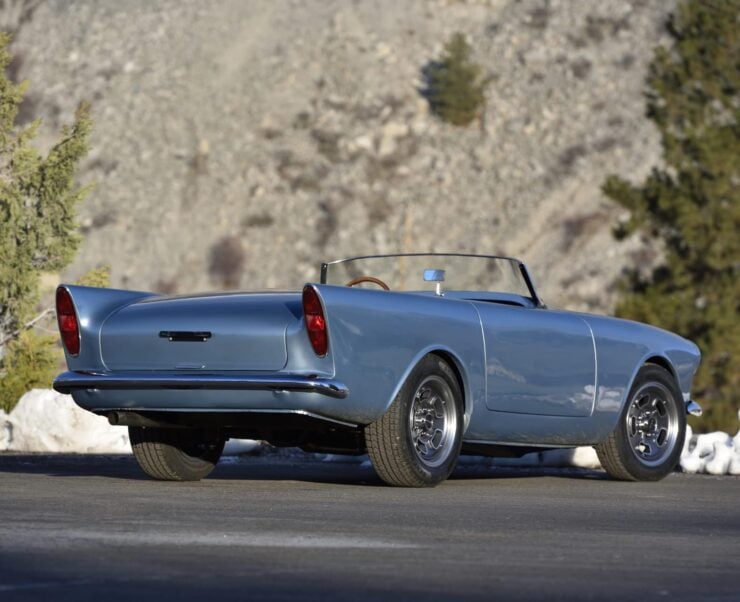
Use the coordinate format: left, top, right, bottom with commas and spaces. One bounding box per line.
473, 303, 596, 417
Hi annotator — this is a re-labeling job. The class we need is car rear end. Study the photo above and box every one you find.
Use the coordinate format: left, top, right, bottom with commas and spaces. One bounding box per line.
53, 284, 356, 426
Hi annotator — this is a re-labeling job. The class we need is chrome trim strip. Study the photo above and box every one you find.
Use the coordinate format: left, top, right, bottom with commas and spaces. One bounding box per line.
686, 400, 702, 417
462, 439, 576, 449
53, 371, 349, 399
105, 408, 359, 429
323, 252, 522, 268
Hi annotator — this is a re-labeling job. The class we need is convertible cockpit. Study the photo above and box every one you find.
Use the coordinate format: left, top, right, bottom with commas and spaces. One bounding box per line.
323, 253, 544, 307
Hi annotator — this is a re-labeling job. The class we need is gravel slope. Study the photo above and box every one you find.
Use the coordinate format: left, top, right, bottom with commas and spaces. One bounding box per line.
9, 0, 674, 311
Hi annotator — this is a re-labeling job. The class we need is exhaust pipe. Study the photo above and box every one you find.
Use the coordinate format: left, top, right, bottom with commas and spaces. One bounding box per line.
106, 411, 166, 427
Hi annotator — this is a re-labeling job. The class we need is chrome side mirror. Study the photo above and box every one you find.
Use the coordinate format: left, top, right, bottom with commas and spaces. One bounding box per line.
423, 269, 445, 296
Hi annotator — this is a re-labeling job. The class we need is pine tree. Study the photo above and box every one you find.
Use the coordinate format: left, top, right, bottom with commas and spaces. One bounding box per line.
603, 0, 739, 432
0, 33, 92, 411
425, 32, 486, 126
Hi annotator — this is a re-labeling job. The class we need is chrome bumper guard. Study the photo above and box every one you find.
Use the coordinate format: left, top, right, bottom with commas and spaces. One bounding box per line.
53, 371, 349, 399
685, 400, 702, 417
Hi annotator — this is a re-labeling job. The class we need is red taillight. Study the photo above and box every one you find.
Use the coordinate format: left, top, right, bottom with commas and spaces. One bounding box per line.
302, 285, 328, 356
56, 287, 80, 356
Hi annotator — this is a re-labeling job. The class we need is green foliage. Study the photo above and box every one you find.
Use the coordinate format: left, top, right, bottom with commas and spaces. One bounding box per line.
0, 332, 57, 413
76, 265, 110, 288
0, 33, 92, 412
602, 0, 739, 432
424, 32, 486, 126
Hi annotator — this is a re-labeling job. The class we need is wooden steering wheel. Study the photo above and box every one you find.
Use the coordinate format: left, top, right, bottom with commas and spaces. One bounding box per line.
346, 276, 391, 291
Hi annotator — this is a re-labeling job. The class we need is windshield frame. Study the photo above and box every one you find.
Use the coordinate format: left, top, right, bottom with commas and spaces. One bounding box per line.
320, 253, 543, 307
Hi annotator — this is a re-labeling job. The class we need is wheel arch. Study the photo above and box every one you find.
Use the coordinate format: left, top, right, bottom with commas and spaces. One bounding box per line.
643, 355, 678, 381
430, 349, 467, 412
640, 355, 685, 399
386, 346, 473, 431
610, 353, 682, 428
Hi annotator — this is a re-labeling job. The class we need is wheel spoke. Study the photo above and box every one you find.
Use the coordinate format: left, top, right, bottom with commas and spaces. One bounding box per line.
656, 428, 668, 447
430, 428, 443, 450
416, 439, 429, 457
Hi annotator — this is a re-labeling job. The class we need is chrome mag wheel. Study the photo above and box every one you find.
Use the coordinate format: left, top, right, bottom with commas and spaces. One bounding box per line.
625, 382, 680, 467
366, 354, 463, 487
409, 375, 458, 468
596, 364, 685, 482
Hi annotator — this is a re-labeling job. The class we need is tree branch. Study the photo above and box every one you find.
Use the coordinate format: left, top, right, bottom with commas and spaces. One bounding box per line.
0, 306, 54, 347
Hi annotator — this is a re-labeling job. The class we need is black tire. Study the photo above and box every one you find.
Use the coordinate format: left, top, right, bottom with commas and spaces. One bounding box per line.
596, 365, 686, 481
366, 354, 464, 487
129, 427, 225, 481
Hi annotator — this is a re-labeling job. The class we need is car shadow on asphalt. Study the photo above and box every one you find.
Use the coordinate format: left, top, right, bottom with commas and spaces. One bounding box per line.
0, 453, 608, 484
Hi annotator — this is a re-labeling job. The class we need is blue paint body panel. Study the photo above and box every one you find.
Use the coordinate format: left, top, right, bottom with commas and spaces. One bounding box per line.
54, 259, 701, 449
101, 293, 295, 371
474, 303, 596, 417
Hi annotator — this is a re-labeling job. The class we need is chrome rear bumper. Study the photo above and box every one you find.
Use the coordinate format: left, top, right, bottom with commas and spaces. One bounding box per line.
53, 371, 349, 399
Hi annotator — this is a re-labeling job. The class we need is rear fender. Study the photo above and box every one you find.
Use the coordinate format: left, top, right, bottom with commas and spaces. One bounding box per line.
58, 285, 155, 371
313, 284, 485, 426
386, 345, 475, 431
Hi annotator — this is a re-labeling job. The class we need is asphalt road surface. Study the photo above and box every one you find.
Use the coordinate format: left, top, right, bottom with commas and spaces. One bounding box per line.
0, 453, 738, 601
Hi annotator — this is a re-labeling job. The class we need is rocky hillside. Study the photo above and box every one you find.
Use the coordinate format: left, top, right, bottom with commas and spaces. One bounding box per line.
8, 0, 674, 311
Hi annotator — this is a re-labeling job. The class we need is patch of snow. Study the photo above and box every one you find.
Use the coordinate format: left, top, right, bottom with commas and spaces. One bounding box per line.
0, 409, 11, 450
730, 431, 740, 476
457, 446, 601, 469
568, 446, 602, 469
680, 427, 740, 476
1, 389, 130, 454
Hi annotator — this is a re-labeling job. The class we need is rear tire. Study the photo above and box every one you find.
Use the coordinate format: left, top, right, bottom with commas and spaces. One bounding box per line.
596, 365, 685, 481
366, 354, 463, 487
129, 427, 225, 481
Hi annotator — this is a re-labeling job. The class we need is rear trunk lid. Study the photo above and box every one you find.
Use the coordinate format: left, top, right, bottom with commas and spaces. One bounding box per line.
100, 292, 300, 371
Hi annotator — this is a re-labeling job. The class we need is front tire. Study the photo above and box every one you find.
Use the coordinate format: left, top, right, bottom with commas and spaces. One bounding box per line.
596, 365, 686, 481
129, 427, 225, 481
366, 354, 464, 487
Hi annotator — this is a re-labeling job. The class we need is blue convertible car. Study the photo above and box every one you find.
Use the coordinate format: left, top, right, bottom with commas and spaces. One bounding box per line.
53, 254, 701, 486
